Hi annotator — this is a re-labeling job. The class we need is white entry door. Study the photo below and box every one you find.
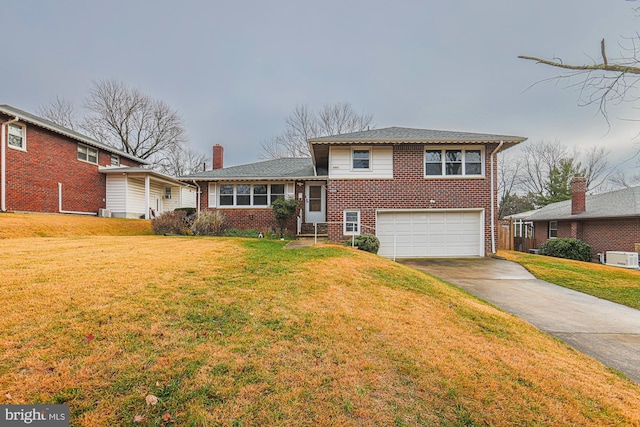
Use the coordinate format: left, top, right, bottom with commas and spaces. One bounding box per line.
305, 183, 326, 223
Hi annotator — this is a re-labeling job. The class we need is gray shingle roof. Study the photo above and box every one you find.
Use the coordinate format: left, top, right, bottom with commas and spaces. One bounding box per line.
0, 104, 149, 164
524, 186, 640, 221
181, 157, 317, 180
309, 126, 526, 144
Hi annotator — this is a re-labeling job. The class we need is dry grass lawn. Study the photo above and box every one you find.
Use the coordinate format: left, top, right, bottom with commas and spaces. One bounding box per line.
2, 214, 640, 425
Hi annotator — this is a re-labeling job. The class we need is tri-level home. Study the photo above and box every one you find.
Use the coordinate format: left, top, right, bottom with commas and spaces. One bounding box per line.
183, 127, 526, 258
1, 104, 195, 218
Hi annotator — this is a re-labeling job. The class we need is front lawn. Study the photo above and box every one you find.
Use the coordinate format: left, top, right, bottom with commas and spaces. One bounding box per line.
1, 232, 640, 425
499, 250, 640, 310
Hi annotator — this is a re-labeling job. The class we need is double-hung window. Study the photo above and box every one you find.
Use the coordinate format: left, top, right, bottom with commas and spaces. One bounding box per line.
344, 210, 360, 235
111, 154, 120, 166
425, 147, 484, 177
78, 144, 98, 164
218, 183, 286, 207
352, 148, 371, 170
7, 123, 25, 150
270, 184, 285, 203
548, 221, 558, 239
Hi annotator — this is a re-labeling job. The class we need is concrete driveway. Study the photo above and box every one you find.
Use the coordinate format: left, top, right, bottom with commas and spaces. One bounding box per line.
399, 257, 640, 384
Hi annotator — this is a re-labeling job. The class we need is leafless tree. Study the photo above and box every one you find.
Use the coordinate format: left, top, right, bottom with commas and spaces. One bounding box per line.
582, 145, 613, 191
157, 143, 208, 177
37, 96, 78, 130
497, 151, 527, 217
81, 79, 187, 162
261, 102, 373, 158
519, 140, 571, 198
519, 1, 640, 124
608, 170, 640, 188
511, 140, 611, 206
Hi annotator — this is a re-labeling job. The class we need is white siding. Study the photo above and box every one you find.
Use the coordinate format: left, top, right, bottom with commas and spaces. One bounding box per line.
126, 178, 147, 218
329, 146, 393, 179
180, 187, 196, 208
105, 175, 127, 214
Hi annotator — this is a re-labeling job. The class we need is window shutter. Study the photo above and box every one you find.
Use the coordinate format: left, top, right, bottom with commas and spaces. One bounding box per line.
286, 183, 294, 199
208, 183, 217, 208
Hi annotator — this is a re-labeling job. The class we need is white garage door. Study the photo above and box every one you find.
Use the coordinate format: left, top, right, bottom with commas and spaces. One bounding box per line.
377, 210, 483, 258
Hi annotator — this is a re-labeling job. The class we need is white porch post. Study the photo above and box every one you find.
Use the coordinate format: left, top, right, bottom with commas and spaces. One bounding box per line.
144, 175, 150, 219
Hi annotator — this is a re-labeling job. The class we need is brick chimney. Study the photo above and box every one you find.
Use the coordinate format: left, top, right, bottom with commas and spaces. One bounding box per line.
571, 176, 586, 215
212, 144, 224, 170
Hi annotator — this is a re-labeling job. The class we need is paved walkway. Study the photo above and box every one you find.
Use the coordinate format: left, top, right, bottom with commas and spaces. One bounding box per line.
399, 258, 640, 384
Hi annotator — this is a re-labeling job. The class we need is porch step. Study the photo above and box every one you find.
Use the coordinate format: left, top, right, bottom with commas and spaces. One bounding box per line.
300, 223, 328, 235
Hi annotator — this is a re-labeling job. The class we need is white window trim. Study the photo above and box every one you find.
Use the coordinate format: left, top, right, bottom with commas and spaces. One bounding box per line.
7, 123, 26, 151
549, 221, 558, 239
343, 210, 361, 235
216, 182, 288, 208
351, 147, 372, 171
78, 143, 99, 165
424, 146, 485, 178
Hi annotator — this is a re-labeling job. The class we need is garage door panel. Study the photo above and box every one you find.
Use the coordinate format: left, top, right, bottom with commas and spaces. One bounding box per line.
377, 210, 482, 258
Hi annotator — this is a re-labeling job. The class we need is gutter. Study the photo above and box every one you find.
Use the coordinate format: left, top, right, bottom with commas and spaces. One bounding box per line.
1, 116, 20, 211
490, 141, 505, 254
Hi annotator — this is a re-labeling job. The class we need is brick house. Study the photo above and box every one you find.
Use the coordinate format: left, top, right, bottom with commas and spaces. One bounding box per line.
1, 104, 195, 218
519, 177, 640, 260
183, 127, 526, 257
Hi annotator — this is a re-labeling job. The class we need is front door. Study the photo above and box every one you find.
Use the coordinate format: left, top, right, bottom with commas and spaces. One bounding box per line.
305, 183, 326, 223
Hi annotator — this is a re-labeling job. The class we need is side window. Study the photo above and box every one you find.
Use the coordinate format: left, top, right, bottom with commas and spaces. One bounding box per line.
111, 154, 120, 166
352, 149, 370, 169
7, 123, 26, 150
78, 144, 98, 164
549, 221, 558, 238
344, 210, 360, 235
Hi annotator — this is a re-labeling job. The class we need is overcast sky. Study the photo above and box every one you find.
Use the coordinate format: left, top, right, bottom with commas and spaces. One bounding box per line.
4, 1, 640, 174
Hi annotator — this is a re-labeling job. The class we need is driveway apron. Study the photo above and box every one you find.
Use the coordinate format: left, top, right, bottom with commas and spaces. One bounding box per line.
399, 258, 640, 385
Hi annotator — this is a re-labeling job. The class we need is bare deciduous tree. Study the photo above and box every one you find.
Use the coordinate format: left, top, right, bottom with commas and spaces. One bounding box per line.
519, 2, 640, 123
37, 96, 78, 130
157, 143, 208, 177
261, 102, 373, 158
81, 79, 187, 162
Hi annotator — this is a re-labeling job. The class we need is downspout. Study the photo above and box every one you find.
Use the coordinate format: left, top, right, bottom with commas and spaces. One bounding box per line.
490, 141, 505, 254
192, 180, 201, 217
1, 116, 20, 211
58, 183, 97, 215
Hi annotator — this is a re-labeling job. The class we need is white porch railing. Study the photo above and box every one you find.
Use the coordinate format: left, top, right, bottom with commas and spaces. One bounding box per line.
309, 221, 376, 246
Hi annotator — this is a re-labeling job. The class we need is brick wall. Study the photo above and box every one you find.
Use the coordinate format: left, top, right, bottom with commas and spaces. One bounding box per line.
195, 183, 298, 235
3, 115, 141, 213
533, 218, 640, 261
326, 144, 499, 254
534, 218, 640, 260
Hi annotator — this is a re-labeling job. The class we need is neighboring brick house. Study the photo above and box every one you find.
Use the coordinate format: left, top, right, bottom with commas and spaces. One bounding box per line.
1, 104, 195, 218
519, 177, 640, 260
183, 128, 526, 257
